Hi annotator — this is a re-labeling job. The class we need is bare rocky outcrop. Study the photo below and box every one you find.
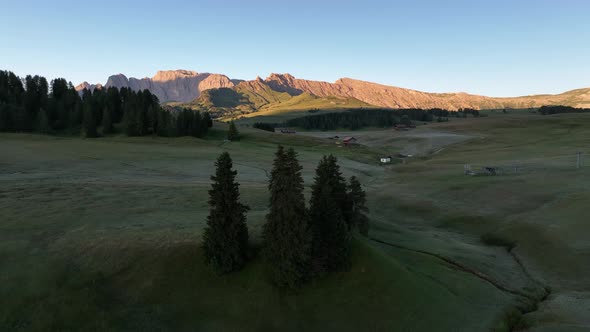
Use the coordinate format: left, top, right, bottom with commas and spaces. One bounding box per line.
84, 70, 236, 103
75, 82, 103, 93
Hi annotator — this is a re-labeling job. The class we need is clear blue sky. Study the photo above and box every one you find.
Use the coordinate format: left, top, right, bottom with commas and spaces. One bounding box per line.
1, 0, 589, 97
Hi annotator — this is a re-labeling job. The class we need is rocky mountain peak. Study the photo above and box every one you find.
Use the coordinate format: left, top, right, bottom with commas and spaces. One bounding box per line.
79, 71, 236, 103
264, 73, 302, 95
152, 69, 200, 82
105, 74, 129, 88
265, 73, 296, 82
74, 81, 102, 93
75, 81, 91, 90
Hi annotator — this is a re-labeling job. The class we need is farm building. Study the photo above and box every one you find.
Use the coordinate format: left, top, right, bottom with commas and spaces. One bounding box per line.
380, 156, 392, 163
394, 124, 416, 130
274, 128, 296, 134
342, 137, 358, 146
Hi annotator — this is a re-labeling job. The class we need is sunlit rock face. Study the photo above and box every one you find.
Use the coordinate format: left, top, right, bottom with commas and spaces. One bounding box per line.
78, 70, 590, 109
78, 70, 235, 103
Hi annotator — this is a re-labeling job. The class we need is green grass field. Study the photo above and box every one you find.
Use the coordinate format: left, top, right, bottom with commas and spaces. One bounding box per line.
1, 113, 589, 331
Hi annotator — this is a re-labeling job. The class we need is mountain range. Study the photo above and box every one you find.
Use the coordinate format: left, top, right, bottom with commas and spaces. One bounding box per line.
77, 70, 590, 114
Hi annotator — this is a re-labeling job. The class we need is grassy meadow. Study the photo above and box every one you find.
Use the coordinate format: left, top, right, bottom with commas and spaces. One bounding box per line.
1, 112, 589, 331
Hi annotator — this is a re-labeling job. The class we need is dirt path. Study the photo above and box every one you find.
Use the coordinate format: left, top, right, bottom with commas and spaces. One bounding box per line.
297, 128, 473, 156
370, 237, 544, 300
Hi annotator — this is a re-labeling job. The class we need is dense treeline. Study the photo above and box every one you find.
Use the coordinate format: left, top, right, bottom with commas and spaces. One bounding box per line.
203, 146, 369, 288
252, 122, 276, 132
286, 108, 434, 130
538, 105, 590, 115
285, 108, 481, 130
457, 108, 481, 117
0, 70, 212, 138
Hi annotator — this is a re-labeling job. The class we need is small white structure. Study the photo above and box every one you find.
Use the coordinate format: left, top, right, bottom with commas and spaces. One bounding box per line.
380, 156, 392, 163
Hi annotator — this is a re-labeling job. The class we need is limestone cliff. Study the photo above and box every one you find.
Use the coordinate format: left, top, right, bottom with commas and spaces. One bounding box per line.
96, 70, 235, 103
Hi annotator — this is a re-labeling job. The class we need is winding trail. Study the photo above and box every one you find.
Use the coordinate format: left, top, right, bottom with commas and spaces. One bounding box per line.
370, 236, 552, 331
370, 237, 541, 301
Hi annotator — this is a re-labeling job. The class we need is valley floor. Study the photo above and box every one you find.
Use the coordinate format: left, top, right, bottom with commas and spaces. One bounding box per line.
1, 113, 589, 331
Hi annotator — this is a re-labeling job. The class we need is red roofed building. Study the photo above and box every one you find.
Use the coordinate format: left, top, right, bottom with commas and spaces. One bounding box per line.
342, 137, 358, 146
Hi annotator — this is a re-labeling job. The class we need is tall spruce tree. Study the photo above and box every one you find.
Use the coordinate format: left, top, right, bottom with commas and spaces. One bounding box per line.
309, 155, 351, 273
156, 107, 168, 137
192, 110, 202, 137
263, 146, 312, 288
199, 112, 210, 137
82, 100, 98, 138
202, 152, 250, 273
102, 106, 113, 134
36, 109, 50, 134
123, 100, 140, 136
347, 176, 370, 236
0, 103, 9, 131
147, 105, 157, 135
227, 121, 239, 141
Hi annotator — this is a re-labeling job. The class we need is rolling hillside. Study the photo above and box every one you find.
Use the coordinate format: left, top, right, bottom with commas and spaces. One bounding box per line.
177, 78, 375, 119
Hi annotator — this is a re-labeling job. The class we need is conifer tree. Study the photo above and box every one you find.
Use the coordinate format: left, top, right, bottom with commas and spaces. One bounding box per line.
227, 121, 239, 141
147, 105, 157, 135
347, 176, 369, 236
15, 105, 33, 132
202, 152, 250, 273
156, 107, 168, 137
123, 101, 140, 136
82, 101, 98, 138
36, 109, 50, 134
309, 155, 351, 273
199, 112, 210, 137
0, 104, 9, 131
69, 101, 83, 129
192, 110, 202, 137
263, 146, 312, 287
203, 112, 213, 128
165, 110, 177, 137
102, 106, 113, 134
55, 101, 69, 130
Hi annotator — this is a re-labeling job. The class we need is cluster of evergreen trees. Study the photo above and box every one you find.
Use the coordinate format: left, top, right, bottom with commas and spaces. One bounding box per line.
284, 108, 482, 131
202, 146, 369, 287
538, 105, 590, 115
457, 108, 480, 117
286, 108, 436, 130
1, 71, 78, 133
169, 108, 213, 138
252, 122, 276, 132
0, 70, 212, 138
